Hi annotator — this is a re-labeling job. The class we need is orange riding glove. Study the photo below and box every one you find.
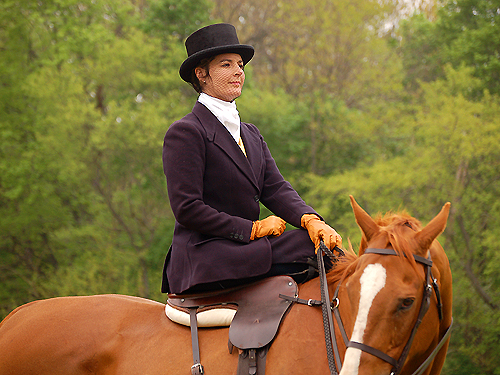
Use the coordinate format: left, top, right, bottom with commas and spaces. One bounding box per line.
250, 216, 287, 240
301, 214, 342, 252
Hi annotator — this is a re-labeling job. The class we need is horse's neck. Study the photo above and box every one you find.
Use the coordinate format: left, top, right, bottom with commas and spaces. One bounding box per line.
298, 276, 322, 300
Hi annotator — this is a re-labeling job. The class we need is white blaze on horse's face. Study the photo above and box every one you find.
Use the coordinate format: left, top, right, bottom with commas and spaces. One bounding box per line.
340, 263, 387, 375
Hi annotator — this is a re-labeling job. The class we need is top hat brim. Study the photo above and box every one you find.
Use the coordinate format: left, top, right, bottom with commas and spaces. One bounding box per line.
179, 44, 254, 83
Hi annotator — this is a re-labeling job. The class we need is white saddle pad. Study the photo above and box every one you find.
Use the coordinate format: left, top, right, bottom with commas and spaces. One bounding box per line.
165, 303, 236, 327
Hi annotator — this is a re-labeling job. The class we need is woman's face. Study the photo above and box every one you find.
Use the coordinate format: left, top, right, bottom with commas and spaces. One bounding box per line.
196, 53, 245, 102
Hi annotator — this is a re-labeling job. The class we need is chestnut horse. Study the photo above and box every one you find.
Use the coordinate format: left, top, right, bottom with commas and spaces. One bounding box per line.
0, 196, 452, 375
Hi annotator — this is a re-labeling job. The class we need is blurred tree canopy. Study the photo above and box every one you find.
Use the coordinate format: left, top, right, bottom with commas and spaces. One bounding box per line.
400, 0, 500, 96
1, 0, 499, 373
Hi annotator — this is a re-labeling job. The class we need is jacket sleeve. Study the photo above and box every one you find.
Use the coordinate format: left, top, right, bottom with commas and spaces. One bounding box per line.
163, 119, 253, 242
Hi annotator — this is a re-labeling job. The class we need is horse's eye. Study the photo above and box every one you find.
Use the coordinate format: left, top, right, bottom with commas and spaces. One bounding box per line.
399, 298, 415, 311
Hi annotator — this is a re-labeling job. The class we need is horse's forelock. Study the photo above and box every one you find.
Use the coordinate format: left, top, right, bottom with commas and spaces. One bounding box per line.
374, 211, 422, 230
370, 212, 425, 277
327, 210, 428, 289
387, 230, 420, 274
350, 210, 429, 286
386, 215, 426, 277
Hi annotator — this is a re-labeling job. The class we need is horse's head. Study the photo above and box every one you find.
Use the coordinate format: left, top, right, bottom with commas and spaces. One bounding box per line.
338, 196, 451, 375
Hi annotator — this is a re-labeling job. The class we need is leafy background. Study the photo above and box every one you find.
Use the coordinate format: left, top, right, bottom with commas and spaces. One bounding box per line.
1, 0, 499, 373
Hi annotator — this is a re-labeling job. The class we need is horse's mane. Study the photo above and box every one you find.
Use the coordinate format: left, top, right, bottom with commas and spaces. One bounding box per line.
327, 246, 358, 285
327, 210, 424, 284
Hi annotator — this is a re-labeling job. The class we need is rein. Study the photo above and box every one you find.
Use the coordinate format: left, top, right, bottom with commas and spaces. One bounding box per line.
318, 244, 342, 374
312, 242, 453, 375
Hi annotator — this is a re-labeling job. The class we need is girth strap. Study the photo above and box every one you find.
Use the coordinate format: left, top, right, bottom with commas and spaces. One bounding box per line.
189, 308, 204, 375
236, 346, 269, 375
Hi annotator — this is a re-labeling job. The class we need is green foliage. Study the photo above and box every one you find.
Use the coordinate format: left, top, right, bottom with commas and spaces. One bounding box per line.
399, 14, 444, 89
399, 0, 500, 97
439, 0, 500, 95
259, 0, 403, 107
237, 88, 310, 176
142, 0, 213, 41
0, 0, 191, 316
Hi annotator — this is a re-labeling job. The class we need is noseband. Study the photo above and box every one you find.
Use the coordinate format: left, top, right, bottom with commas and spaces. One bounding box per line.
313, 243, 452, 375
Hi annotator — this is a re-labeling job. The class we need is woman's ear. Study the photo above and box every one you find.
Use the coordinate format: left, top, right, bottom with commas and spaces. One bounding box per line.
195, 67, 207, 81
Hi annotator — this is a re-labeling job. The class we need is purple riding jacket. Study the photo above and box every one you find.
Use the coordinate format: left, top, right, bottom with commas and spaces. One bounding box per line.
161, 102, 317, 293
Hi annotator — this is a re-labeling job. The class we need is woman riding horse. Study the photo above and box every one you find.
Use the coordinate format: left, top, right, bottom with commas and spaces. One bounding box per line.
161, 23, 342, 294
0, 197, 453, 375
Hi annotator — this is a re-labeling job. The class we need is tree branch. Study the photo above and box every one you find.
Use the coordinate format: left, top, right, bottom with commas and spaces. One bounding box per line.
456, 213, 498, 310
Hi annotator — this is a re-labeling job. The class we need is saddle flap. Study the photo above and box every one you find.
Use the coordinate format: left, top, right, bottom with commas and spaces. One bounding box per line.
228, 276, 297, 350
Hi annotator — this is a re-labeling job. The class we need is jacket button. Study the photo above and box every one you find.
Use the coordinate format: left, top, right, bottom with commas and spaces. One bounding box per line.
239, 234, 244, 240
254, 195, 259, 202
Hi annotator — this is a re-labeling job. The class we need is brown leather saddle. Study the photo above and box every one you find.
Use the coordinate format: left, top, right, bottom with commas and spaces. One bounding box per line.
168, 276, 298, 375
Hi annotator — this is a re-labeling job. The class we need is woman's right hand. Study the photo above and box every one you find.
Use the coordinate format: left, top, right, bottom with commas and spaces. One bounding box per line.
250, 216, 287, 240
301, 214, 342, 252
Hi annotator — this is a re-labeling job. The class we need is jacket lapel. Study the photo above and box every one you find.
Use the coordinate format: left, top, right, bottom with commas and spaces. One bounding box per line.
193, 102, 260, 191
240, 122, 263, 185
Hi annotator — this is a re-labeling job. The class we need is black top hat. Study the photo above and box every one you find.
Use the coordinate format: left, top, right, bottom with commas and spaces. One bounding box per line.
179, 23, 254, 83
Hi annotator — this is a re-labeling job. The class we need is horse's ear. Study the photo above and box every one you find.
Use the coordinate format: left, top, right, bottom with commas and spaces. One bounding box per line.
350, 195, 379, 242
415, 202, 451, 251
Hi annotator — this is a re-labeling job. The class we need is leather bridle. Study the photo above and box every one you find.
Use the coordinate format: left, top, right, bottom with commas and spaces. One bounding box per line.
315, 243, 453, 375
